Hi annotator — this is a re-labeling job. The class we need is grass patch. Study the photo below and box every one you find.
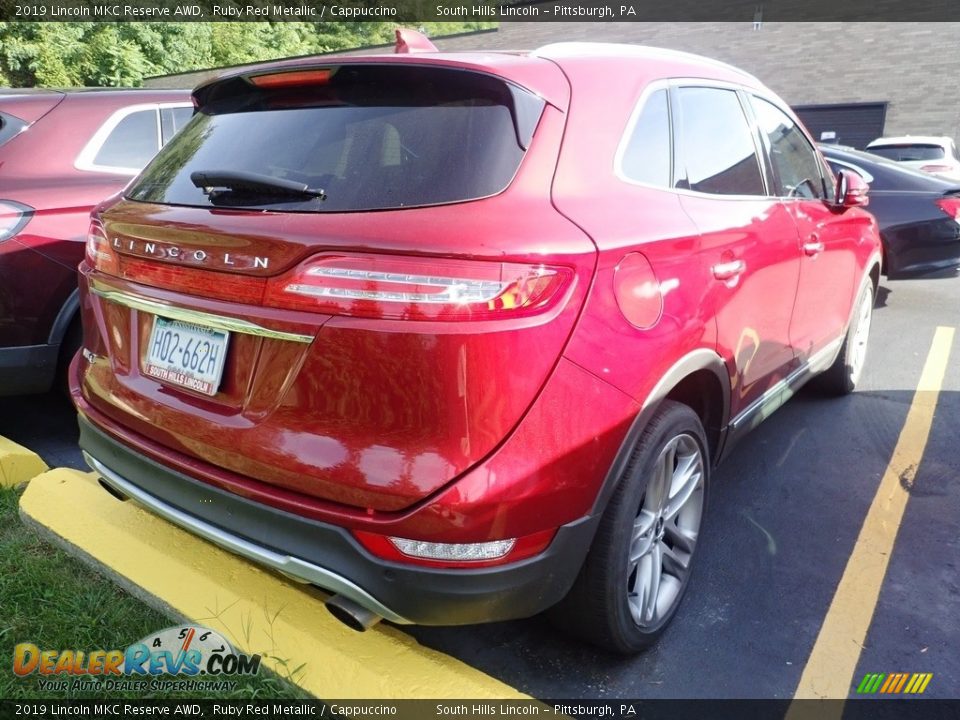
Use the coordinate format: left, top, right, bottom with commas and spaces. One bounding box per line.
0, 486, 308, 700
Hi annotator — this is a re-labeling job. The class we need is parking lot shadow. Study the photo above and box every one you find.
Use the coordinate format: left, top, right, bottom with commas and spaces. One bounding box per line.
0, 391, 85, 470
408, 385, 960, 699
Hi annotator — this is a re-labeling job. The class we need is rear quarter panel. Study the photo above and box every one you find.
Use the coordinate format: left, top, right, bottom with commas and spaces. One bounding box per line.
548, 57, 722, 407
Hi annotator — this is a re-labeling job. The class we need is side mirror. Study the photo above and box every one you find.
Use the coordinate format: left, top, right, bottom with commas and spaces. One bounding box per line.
834, 168, 870, 208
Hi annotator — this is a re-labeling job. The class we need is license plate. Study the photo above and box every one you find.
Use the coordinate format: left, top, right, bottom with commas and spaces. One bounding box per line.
144, 317, 229, 396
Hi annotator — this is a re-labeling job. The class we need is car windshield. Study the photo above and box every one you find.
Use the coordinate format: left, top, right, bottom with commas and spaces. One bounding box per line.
127, 65, 541, 213
868, 144, 946, 162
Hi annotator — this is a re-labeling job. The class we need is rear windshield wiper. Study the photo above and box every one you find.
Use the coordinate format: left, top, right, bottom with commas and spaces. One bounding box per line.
190, 170, 326, 201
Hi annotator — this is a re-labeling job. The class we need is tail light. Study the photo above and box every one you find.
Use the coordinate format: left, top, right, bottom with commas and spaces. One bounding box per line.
263, 254, 573, 321
85, 220, 119, 274
0, 200, 33, 241
935, 196, 960, 222
247, 68, 334, 89
352, 529, 555, 569
920, 164, 955, 174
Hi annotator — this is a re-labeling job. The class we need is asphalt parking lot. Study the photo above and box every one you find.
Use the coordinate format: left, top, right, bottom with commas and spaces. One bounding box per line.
2, 271, 958, 701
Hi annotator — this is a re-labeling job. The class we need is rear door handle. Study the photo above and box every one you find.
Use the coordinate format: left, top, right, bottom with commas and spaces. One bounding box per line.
803, 239, 825, 256
712, 259, 746, 281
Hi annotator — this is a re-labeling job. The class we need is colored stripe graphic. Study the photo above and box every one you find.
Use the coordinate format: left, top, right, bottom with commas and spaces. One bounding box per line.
856, 673, 932, 694
894, 674, 909, 693
904, 674, 920, 694
879, 674, 896, 693
908, 673, 933, 694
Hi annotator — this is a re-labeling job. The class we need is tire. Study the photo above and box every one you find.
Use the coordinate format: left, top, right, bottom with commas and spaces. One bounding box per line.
550, 400, 709, 654
817, 282, 874, 396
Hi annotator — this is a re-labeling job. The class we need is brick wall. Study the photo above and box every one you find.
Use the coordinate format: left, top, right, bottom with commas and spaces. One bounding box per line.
145, 22, 958, 140
434, 22, 960, 139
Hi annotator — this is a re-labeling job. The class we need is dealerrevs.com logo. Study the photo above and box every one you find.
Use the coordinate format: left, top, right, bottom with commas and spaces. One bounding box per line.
13, 625, 261, 693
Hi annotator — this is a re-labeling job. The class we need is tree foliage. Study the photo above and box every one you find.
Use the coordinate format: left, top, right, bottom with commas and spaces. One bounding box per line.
0, 21, 494, 88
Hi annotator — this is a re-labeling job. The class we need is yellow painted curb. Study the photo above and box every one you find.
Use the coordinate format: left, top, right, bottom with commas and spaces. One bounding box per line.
0, 436, 48, 488
19, 468, 529, 700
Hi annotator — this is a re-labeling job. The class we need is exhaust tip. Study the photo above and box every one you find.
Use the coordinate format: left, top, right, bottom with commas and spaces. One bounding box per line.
325, 594, 382, 632
97, 477, 129, 502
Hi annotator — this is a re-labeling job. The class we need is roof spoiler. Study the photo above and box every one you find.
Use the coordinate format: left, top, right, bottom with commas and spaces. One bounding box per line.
394, 29, 438, 54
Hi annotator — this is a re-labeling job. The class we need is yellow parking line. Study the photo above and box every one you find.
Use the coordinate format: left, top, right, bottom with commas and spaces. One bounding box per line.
19, 468, 529, 699
0, 436, 48, 488
790, 326, 955, 706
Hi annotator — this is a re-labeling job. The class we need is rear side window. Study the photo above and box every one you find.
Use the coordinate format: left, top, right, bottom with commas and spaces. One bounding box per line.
750, 96, 825, 199
869, 144, 946, 162
620, 88, 671, 187
129, 66, 543, 213
93, 109, 160, 170
160, 106, 193, 145
674, 87, 765, 196
0, 112, 28, 148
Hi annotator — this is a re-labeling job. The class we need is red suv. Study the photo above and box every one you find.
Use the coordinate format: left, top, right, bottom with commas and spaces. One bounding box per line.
0, 89, 190, 395
71, 41, 882, 653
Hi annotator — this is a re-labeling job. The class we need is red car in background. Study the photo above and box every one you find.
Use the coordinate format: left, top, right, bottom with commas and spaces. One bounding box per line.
0, 89, 190, 395
71, 40, 882, 653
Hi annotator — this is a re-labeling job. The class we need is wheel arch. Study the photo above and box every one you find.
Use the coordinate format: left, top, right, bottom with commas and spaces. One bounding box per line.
47, 287, 80, 347
868, 258, 881, 297
590, 348, 730, 517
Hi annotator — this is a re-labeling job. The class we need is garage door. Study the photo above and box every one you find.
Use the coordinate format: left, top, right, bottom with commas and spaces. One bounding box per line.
792, 103, 888, 150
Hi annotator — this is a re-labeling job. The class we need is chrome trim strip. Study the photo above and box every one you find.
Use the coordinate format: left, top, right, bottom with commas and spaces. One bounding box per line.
728, 336, 844, 430
83, 452, 411, 625
90, 285, 313, 344
74, 102, 193, 177
641, 347, 730, 412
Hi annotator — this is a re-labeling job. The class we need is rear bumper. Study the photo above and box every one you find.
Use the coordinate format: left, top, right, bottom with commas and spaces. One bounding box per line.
78, 414, 597, 626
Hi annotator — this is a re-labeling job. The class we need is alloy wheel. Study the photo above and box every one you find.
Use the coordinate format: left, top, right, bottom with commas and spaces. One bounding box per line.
849, 289, 873, 385
626, 433, 705, 628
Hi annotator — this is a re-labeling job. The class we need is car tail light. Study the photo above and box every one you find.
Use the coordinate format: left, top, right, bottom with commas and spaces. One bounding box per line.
263, 254, 573, 320
921, 164, 955, 174
0, 200, 33, 241
85, 220, 119, 274
352, 529, 555, 569
248, 68, 334, 89
935, 197, 960, 222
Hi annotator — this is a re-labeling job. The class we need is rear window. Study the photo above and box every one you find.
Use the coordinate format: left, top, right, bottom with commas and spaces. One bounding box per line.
868, 144, 946, 162
128, 66, 543, 213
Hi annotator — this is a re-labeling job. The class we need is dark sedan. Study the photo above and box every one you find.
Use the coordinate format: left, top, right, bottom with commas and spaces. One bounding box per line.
821, 144, 960, 278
